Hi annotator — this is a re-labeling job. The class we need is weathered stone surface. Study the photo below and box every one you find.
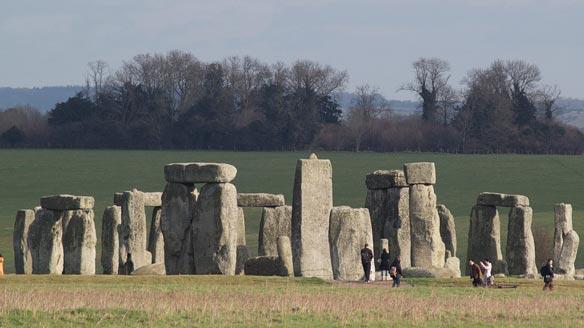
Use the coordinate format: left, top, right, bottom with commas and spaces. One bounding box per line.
553, 203, 572, 264
244, 256, 289, 276
192, 183, 238, 275
404, 162, 436, 185
385, 187, 411, 268
131, 262, 166, 275
235, 245, 249, 275
63, 209, 96, 275
40, 194, 94, 210
557, 230, 579, 276
467, 205, 507, 274
161, 182, 197, 275
164, 162, 237, 183
437, 204, 457, 257
476, 192, 529, 207
291, 156, 333, 279
143, 192, 163, 207
277, 236, 294, 277
119, 190, 151, 270
409, 184, 445, 268
13, 209, 35, 274
329, 207, 373, 281
113, 192, 124, 206
235, 208, 248, 275
379, 238, 389, 255
258, 206, 292, 256
365, 189, 389, 264
506, 206, 537, 276
402, 266, 457, 278
237, 193, 285, 207
444, 252, 461, 278
365, 170, 407, 190
237, 208, 246, 246
101, 206, 121, 274
28, 209, 64, 274
147, 206, 164, 264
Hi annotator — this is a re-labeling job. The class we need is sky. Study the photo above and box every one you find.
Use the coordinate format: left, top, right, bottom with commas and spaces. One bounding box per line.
1, 0, 583, 100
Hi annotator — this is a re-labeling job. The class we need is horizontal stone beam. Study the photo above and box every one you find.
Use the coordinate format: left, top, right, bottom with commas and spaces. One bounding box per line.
365, 170, 407, 189
237, 193, 285, 207
404, 162, 436, 185
476, 192, 529, 207
40, 194, 94, 210
164, 162, 237, 183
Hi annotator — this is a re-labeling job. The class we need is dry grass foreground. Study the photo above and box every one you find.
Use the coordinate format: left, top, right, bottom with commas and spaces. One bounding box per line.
1, 275, 584, 327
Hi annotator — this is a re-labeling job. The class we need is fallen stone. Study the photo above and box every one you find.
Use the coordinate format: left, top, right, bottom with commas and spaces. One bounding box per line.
101, 206, 121, 274
386, 187, 411, 268
291, 156, 333, 279
147, 206, 165, 264
119, 190, 151, 270
506, 206, 537, 276
28, 209, 64, 274
467, 205, 506, 274
13, 209, 35, 274
164, 162, 237, 183
329, 207, 373, 281
402, 266, 457, 278
237, 193, 285, 207
365, 170, 407, 190
40, 194, 94, 210
143, 192, 163, 207
476, 192, 529, 207
244, 256, 288, 276
258, 206, 292, 256
437, 204, 457, 257
161, 182, 198, 275
409, 184, 445, 268
63, 209, 97, 275
404, 162, 436, 185
131, 262, 166, 275
277, 236, 294, 277
557, 230, 579, 276
192, 183, 238, 275
365, 189, 390, 265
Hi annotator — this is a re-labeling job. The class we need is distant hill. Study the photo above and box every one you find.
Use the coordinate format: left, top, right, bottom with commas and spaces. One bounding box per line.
0, 86, 84, 112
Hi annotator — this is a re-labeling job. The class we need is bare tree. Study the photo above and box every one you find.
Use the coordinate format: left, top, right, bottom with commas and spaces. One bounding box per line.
288, 60, 348, 96
535, 84, 561, 120
86, 60, 109, 102
346, 85, 391, 151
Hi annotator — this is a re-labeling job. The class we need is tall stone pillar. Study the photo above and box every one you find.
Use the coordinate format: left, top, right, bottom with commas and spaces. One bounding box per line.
507, 206, 537, 276
553, 203, 579, 276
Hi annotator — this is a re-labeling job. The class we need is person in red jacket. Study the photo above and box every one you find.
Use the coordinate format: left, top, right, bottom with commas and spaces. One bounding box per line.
469, 260, 483, 287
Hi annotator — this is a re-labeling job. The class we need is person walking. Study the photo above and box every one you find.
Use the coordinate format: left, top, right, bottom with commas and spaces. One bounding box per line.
379, 249, 391, 281
480, 259, 493, 287
0, 253, 4, 276
469, 260, 483, 287
360, 244, 374, 283
540, 259, 555, 291
390, 255, 403, 288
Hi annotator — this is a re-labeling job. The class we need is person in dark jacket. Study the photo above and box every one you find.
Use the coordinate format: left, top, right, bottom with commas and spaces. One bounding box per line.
469, 260, 483, 287
390, 255, 403, 287
379, 249, 391, 281
360, 244, 374, 283
540, 259, 555, 291
125, 253, 135, 275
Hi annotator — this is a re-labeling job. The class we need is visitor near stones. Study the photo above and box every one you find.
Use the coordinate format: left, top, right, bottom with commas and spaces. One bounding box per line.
360, 244, 374, 283
469, 260, 483, 287
540, 259, 555, 291
480, 259, 493, 287
379, 248, 391, 281
390, 255, 403, 288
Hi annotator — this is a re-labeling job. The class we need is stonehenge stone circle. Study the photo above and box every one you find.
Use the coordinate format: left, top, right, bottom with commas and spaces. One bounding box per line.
404, 162, 436, 185
119, 190, 152, 270
506, 206, 537, 276
437, 204, 457, 257
40, 194, 94, 211
554, 203, 579, 276
13, 209, 35, 274
164, 162, 237, 183
329, 206, 373, 280
101, 205, 121, 274
258, 205, 292, 256
277, 236, 294, 277
161, 182, 198, 274
62, 209, 97, 275
477, 192, 529, 207
291, 154, 333, 279
147, 206, 165, 264
28, 209, 64, 274
409, 183, 445, 268
192, 182, 238, 275
467, 205, 506, 273
237, 193, 285, 207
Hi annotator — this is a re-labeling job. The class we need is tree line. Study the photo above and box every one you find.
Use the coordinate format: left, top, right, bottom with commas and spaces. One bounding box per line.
1, 51, 583, 154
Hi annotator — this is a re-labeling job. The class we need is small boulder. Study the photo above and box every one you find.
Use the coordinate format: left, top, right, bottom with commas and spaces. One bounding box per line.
131, 262, 166, 275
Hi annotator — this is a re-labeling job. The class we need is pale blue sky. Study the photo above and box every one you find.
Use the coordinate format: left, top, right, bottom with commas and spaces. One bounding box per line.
1, 0, 583, 99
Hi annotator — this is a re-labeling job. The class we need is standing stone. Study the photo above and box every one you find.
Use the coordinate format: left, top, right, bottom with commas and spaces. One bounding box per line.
143, 192, 163, 207
409, 184, 445, 268
277, 236, 294, 277
63, 209, 96, 275
507, 206, 537, 276
291, 154, 333, 279
161, 182, 197, 274
553, 203, 572, 264
378, 238, 389, 256
13, 209, 35, 274
444, 251, 462, 278
258, 206, 292, 256
192, 183, 238, 275
329, 207, 373, 281
101, 206, 121, 274
386, 187, 411, 267
558, 230, 579, 276
235, 208, 248, 274
28, 209, 64, 274
365, 189, 390, 264
437, 204, 457, 257
119, 190, 151, 270
147, 206, 165, 264
467, 205, 506, 274
237, 193, 285, 207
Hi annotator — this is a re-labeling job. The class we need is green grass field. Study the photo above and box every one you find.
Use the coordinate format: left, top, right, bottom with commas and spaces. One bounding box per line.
2, 149, 584, 273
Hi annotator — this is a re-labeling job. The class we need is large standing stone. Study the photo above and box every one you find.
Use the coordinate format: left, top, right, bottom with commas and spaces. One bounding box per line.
277, 236, 294, 277
237, 193, 285, 207
161, 182, 197, 274
507, 206, 537, 276
467, 205, 506, 274
404, 162, 436, 185
553, 203, 572, 264
164, 163, 237, 183
409, 184, 445, 268
386, 187, 411, 267
476, 192, 529, 207
40, 195, 94, 210
28, 209, 64, 274
101, 206, 121, 274
147, 206, 165, 264
557, 230, 579, 276
437, 204, 457, 257
63, 209, 96, 275
258, 206, 292, 256
365, 189, 390, 264
119, 190, 151, 270
329, 207, 373, 281
13, 209, 35, 274
235, 208, 248, 274
291, 154, 333, 279
192, 183, 238, 275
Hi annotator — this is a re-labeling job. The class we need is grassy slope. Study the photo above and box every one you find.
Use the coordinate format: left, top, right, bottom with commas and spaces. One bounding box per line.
1, 275, 584, 327
2, 150, 584, 272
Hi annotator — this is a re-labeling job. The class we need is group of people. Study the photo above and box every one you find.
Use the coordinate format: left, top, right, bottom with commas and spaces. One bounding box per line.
468, 259, 494, 287
360, 244, 402, 287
